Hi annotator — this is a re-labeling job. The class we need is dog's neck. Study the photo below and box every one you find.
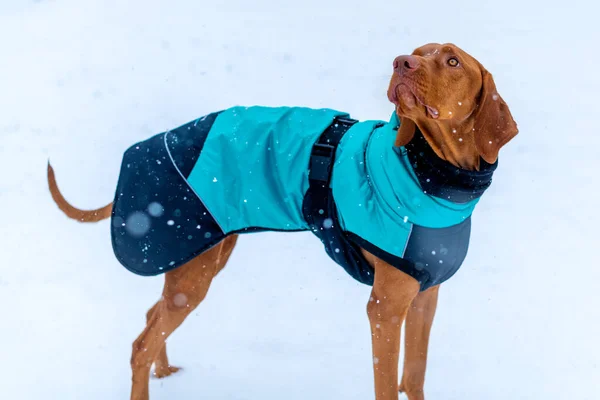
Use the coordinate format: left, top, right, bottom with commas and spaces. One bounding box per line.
414, 118, 482, 171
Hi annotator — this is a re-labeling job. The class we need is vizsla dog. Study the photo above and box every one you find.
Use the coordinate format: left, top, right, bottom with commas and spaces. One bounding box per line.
48, 43, 517, 400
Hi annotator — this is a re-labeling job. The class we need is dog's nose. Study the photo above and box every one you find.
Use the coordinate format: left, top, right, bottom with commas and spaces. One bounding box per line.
393, 55, 420, 73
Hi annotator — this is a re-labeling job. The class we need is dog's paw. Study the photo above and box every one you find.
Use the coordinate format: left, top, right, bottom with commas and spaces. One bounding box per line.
152, 365, 182, 379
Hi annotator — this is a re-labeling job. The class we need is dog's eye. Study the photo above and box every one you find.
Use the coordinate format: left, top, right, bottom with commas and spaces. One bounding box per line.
447, 58, 459, 67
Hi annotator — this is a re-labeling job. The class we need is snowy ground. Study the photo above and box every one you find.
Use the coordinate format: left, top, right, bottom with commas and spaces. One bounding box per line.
1, 0, 599, 399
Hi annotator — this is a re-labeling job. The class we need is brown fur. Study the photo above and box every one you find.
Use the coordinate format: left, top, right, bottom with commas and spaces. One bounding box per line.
389, 43, 518, 170
47, 43, 517, 400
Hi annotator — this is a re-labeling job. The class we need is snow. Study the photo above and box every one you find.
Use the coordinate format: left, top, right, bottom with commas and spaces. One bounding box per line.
1, 0, 599, 399
147, 202, 164, 217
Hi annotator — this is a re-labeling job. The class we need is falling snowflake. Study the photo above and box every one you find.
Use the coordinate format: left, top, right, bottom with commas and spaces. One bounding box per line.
125, 212, 151, 237
147, 202, 164, 217
173, 293, 188, 307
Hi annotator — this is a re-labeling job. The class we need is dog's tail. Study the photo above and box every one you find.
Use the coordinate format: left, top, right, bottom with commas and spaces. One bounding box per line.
47, 161, 113, 223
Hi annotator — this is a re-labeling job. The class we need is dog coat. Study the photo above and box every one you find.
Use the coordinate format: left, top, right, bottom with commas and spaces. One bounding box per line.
111, 106, 496, 290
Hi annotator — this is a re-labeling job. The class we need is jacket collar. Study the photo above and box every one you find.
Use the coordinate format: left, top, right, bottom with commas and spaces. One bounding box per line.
390, 112, 497, 203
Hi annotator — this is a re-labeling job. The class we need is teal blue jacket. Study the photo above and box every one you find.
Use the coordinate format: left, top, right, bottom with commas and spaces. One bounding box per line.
187, 107, 477, 257
112, 106, 489, 290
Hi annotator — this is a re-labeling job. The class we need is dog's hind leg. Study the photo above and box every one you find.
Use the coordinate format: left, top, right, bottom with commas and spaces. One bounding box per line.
142, 302, 180, 378
130, 235, 238, 400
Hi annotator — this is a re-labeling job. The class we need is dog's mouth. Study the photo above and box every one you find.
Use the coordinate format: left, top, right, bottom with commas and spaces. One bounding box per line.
391, 83, 439, 119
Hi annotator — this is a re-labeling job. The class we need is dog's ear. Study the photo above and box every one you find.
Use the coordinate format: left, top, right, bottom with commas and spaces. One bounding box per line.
394, 117, 416, 147
473, 70, 518, 164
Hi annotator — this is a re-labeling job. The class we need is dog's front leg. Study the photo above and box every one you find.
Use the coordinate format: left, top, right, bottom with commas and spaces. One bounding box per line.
399, 285, 440, 400
364, 251, 420, 400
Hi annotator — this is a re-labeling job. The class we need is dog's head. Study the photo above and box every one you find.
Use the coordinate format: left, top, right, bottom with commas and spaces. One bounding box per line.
388, 43, 518, 167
